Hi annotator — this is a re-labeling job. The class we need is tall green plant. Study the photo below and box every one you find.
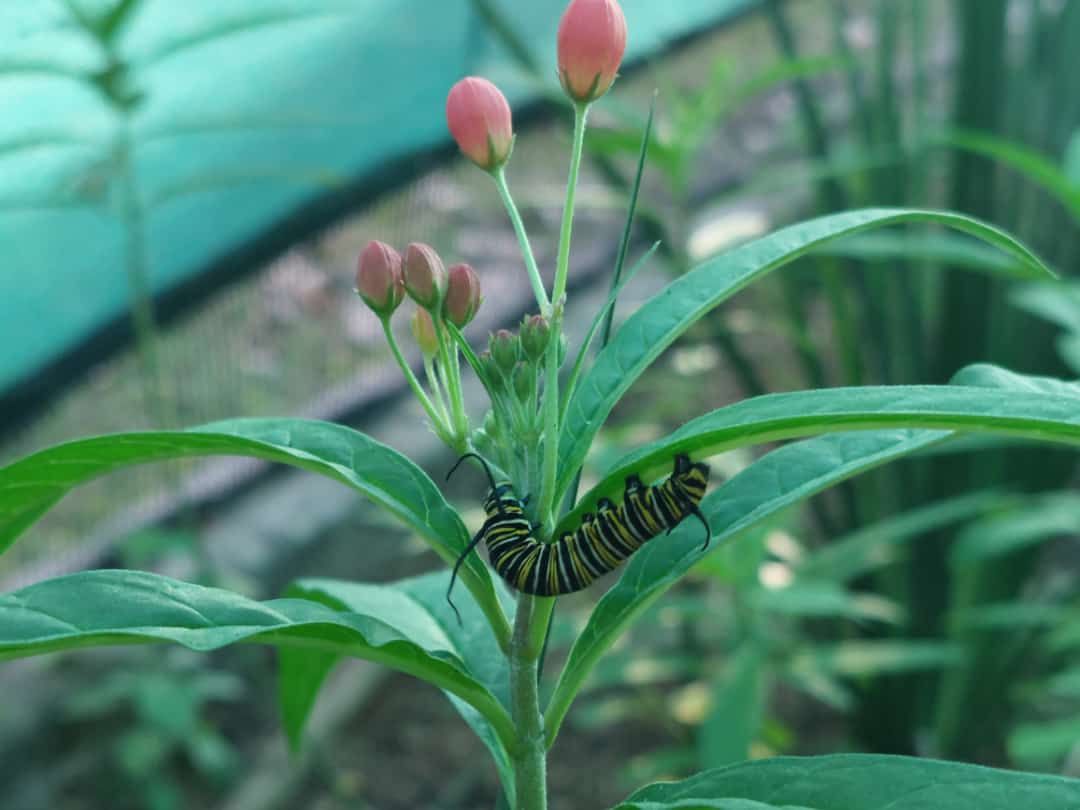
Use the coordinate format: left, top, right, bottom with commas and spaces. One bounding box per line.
3, 2, 1080, 807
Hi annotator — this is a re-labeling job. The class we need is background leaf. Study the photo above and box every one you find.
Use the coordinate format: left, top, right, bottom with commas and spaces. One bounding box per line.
615, 754, 1080, 809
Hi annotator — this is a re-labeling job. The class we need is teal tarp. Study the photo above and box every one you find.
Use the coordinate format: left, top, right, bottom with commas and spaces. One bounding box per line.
0, 0, 754, 410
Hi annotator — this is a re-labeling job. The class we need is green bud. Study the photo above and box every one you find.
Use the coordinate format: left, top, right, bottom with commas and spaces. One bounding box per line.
512, 361, 535, 401
519, 314, 551, 361
489, 329, 520, 374
478, 350, 504, 391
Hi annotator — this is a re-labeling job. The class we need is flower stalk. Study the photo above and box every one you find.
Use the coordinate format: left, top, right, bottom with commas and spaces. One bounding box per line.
539, 101, 590, 530
494, 167, 550, 314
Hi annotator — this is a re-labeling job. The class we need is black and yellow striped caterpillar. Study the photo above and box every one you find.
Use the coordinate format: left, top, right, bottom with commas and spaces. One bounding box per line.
447, 453, 710, 609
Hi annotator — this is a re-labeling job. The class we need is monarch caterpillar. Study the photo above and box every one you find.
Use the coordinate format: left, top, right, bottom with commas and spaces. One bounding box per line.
446, 453, 710, 611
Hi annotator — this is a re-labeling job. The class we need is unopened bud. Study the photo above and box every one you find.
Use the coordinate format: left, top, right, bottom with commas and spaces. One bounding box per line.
482, 409, 501, 439
403, 243, 448, 311
489, 329, 520, 374
446, 77, 515, 171
519, 314, 551, 361
445, 263, 482, 328
410, 308, 440, 358
355, 240, 404, 317
478, 350, 504, 392
557, 0, 628, 103
512, 362, 535, 401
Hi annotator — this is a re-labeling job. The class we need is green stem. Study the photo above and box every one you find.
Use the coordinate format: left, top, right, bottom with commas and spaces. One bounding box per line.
510, 594, 549, 810
551, 103, 589, 306
435, 314, 469, 444
381, 319, 451, 439
538, 102, 590, 529
423, 354, 452, 425
493, 167, 549, 313
116, 128, 167, 427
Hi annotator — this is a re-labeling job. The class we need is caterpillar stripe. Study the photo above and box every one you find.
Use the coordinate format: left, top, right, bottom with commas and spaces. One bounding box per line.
447, 454, 710, 609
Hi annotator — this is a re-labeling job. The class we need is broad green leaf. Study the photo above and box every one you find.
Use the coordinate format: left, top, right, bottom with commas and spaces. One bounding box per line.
0, 418, 508, 645
563, 371, 1080, 530
557, 208, 1054, 502
545, 428, 949, 746
950, 493, 1080, 565
0, 569, 514, 750
614, 754, 1080, 809
699, 646, 766, 768
280, 571, 517, 802
799, 490, 1010, 582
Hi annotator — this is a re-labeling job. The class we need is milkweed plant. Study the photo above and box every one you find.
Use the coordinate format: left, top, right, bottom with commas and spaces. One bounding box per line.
3, 1, 1080, 808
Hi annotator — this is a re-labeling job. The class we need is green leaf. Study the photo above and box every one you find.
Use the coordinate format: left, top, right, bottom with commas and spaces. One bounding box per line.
789, 641, 962, 678
813, 231, 1035, 277
1064, 130, 1080, 188
557, 208, 1054, 502
753, 584, 904, 625
614, 754, 1080, 809
1011, 281, 1080, 334
699, 646, 766, 768
0, 418, 509, 646
564, 369, 1080, 530
798, 490, 1010, 582
950, 492, 1080, 565
279, 571, 517, 803
938, 129, 1080, 222
951, 602, 1067, 632
1010, 715, 1080, 765
544, 428, 948, 746
0, 569, 514, 750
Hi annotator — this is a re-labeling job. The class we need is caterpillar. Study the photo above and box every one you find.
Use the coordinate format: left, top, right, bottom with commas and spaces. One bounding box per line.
446, 453, 710, 611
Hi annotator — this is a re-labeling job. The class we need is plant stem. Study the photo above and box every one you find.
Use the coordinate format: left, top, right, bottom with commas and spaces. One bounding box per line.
551, 103, 589, 306
435, 313, 469, 442
494, 167, 550, 313
538, 102, 590, 529
382, 319, 451, 439
510, 594, 548, 810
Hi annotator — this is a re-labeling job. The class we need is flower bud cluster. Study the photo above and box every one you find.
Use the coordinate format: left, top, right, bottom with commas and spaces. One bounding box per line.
354, 239, 484, 451
356, 240, 482, 330
476, 313, 567, 449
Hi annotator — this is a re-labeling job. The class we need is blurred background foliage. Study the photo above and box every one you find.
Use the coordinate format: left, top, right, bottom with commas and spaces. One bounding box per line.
2, 0, 1080, 808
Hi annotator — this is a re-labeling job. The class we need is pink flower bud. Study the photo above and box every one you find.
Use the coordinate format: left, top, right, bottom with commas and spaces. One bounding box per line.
557, 0, 628, 103
410, 308, 440, 358
403, 242, 448, 311
355, 240, 404, 317
446, 77, 514, 171
444, 263, 482, 328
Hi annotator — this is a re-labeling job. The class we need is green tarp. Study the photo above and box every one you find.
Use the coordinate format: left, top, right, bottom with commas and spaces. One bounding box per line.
0, 0, 755, 417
